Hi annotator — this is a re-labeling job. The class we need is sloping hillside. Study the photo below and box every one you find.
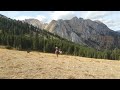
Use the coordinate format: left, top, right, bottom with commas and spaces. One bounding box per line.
0, 48, 120, 79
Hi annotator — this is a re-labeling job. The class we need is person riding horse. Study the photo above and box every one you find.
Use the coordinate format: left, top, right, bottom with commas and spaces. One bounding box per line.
55, 47, 59, 57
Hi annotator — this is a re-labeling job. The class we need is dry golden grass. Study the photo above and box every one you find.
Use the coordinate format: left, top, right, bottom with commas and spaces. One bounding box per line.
0, 48, 120, 79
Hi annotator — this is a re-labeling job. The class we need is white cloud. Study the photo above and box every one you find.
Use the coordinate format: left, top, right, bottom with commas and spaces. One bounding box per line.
83, 11, 120, 30
12, 11, 76, 23
13, 16, 34, 20
85, 11, 112, 19
5, 11, 120, 31
50, 11, 76, 20
0, 11, 20, 18
13, 15, 47, 23
78, 11, 89, 18
91, 17, 119, 30
106, 21, 120, 31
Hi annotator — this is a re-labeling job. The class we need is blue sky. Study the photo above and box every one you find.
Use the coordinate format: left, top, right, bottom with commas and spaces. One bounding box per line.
0, 11, 119, 31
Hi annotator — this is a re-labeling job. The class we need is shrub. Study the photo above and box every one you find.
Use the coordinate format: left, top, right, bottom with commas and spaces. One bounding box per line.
6, 46, 12, 49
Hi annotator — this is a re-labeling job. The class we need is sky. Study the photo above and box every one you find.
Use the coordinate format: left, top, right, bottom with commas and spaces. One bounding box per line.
0, 11, 120, 31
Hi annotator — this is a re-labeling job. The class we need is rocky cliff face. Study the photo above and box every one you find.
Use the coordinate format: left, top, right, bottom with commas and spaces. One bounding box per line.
23, 19, 48, 30
45, 17, 120, 49
24, 17, 120, 50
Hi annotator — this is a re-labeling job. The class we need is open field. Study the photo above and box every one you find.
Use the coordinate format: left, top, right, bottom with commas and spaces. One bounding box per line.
0, 48, 120, 79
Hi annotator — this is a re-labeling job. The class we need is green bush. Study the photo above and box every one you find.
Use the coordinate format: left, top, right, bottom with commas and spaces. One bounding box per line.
6, 46, 12, 49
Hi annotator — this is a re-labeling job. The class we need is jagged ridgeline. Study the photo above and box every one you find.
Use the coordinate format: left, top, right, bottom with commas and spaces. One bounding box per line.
0, 14, 120, 60
24, 17, 120, 50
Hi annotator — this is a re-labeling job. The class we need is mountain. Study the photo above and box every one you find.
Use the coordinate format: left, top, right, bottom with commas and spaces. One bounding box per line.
23, 19, 48, 30
24, 17, 120, 50
44, 17, 120, 50
0, 14, 96, 59
1, 14, 120, 60
116, 30, 120, 33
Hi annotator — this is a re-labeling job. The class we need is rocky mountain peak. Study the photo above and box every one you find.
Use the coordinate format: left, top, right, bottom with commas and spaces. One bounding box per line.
50, 20, 57, 23
71, 16, 78, 20
71, 16, 79, 22
79, 17, 84, 21
22, 16, 120, 50
23, 18, 48, 30
43, 16, 120, 49
24, 18, 44, 24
